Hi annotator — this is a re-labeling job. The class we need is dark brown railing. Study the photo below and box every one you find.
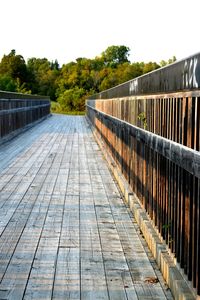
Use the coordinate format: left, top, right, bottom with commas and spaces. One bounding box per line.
0, 91, 50, 140
86, 52, 200, 296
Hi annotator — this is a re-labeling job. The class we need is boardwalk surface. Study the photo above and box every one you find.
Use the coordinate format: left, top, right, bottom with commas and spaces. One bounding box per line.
0, 115, 173, 300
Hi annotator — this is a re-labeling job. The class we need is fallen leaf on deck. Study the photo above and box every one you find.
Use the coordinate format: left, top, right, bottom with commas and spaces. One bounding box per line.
144, 277, 159, 284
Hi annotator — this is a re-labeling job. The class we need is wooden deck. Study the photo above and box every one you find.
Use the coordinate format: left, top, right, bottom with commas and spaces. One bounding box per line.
0, 115, 173, 300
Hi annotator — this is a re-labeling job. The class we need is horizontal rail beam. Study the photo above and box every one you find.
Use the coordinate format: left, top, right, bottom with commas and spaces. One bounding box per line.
0, 90, 49, 100
0, 104, 50, 116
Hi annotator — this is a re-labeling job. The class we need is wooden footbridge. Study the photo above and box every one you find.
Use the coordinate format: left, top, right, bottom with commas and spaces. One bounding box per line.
0, 53, 200, 300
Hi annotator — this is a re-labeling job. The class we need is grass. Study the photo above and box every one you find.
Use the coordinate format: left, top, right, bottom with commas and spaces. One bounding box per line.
51, 101, 85, 115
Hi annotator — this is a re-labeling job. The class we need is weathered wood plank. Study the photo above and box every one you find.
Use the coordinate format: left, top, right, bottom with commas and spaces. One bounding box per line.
52, 247, 80, 299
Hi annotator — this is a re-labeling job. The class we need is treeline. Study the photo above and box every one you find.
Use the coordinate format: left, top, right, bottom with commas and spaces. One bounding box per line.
0, 46, 176, 112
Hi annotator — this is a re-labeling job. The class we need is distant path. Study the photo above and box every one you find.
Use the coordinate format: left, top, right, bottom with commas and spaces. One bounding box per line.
0, 115, 173, 299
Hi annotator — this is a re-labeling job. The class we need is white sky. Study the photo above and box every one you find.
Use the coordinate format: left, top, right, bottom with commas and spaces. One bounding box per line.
0, 0, 199, 66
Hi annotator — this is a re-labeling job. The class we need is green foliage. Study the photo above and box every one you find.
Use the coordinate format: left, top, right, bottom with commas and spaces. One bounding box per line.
0, 50, 29, 92
50, 101, 62, 113
138, 112, 147, 129
0, 47, 176, 114
57, 87, 86, 112
101, 45, 130, 67
51, 101, 85, 115
0, 74, 16, 91
142, 62, 160, 74
0, 50, 28, 82
27, 58, 59, 99
160, 56, 177, 67
16, 78, 32, 94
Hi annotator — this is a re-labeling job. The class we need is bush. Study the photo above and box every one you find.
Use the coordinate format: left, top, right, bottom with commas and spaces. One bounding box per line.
57, 87, 86, 112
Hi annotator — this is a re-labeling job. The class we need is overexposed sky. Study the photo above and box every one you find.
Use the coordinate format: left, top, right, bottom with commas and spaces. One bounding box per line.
0, 0, 199, 65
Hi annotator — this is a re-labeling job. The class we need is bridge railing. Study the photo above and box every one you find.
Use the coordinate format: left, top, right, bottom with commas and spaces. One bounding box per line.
0, 91, 50, 141
86, 53, 200, 296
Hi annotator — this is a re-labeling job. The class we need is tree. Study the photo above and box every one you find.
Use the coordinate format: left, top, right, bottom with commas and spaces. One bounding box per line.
142, 62, 160, 74
160, 56, 177, 67
0, 74, 16, 91
50, 59, 59, 70
101, 45, 130, 67
16, 78, 31, 94
168, 56, 176, 65
27, 57, 60, 99
98, 62, 144, 91
0, 50, 28, 88
57, 87, 86, 111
